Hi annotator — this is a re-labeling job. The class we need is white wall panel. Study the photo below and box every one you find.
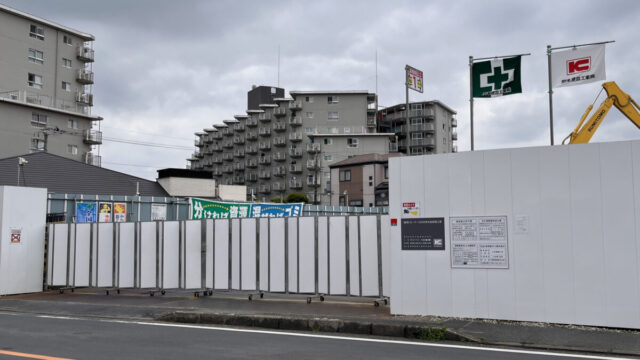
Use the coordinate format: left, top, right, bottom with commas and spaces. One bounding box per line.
205, 220, 214, 289
184, 220, 202, 289
117, 223, 135, 288
74, 223, 91, 287
360, 216, 379, 296
214, 219, 229, 289
259, 218, 269, 291
287, 218, 298, 293
390, 140, 640, 329
329, 217, 346, 295
298, 217, 316, 293
96, 223, 114, 287
67, 224, 76, 287
380, 215, 391, 297
231, 219, 240, 290
269, 218, 286, 292
162, 221, 180, 289
139, 222, 157, 288
50, 224, 68, 286
348, 216, 360, 296
317, 216, 328, 294
241, 219, 257, 291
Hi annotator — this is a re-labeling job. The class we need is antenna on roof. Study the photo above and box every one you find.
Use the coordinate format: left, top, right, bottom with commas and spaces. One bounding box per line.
277, 44, 280, 87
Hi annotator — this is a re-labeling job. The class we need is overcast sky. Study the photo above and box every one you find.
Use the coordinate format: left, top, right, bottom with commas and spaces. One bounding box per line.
4, 0, 640, 180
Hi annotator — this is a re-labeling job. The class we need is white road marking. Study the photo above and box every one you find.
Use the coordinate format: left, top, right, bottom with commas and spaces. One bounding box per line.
11, 313, 631, 360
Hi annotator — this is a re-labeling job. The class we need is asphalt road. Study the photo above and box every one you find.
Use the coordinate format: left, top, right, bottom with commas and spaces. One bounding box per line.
0, 312, 628, 360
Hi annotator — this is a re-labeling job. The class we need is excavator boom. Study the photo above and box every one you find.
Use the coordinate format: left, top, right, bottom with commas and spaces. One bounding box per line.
565, 81, 640, 144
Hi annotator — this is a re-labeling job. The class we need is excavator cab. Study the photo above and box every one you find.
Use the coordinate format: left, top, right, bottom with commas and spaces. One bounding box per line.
563, 81, 640, 144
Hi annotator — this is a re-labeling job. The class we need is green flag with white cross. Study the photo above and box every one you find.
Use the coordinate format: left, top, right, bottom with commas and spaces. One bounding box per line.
472, 56, 522, 98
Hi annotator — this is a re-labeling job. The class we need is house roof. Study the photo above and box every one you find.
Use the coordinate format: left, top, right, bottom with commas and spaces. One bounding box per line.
0, 152, 169, 196
0, 4, 95, 41
329, 152, 404, 169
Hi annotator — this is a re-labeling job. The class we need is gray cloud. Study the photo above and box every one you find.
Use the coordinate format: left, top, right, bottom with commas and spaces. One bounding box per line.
3, 0, 639, 179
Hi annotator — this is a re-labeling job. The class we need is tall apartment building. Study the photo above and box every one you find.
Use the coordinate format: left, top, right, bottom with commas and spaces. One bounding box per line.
188, 86, 394, 204
378, 101, 457, 155
0, 4, 102, 165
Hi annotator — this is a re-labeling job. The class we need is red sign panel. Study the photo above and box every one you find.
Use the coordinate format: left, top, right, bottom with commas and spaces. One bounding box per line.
10, 232, 21, 243
566, 57, 591, 75
402, 202, 416, 208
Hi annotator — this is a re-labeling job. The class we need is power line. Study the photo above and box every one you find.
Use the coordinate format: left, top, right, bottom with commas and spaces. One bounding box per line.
99, 124, 194, 142
102, 161, 170, 169
102, 137, 193, 150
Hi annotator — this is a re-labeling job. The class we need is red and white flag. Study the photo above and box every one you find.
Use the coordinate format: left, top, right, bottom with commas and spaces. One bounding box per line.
551, 44, 606, 88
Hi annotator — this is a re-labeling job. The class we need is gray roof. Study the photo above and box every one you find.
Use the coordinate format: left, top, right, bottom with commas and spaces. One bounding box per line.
0, 4, 95, 41
0, 152, 169, 196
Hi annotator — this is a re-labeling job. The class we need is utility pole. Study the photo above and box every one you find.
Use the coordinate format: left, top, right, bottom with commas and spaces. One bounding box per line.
313, 144, 320, 205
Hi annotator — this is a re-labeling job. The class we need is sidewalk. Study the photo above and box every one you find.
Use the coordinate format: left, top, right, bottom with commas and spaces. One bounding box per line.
1, 289, 638, 357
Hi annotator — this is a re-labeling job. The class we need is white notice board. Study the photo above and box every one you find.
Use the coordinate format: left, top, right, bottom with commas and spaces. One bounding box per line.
450, 216, 508, 269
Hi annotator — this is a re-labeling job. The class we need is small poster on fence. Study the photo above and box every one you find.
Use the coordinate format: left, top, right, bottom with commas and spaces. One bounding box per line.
76, 202, 98, 223
99, 202, 112, 222
114, 203, 127, 222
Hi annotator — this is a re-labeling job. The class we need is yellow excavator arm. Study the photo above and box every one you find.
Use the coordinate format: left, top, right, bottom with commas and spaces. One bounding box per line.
563, 81, 640, 144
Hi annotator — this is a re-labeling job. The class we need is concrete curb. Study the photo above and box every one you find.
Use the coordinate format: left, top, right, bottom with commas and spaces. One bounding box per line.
156, 311, 469, 342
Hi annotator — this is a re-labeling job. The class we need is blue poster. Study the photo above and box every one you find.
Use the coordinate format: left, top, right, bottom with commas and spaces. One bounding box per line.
76, 202, 98, 223
250, 203, 303, 218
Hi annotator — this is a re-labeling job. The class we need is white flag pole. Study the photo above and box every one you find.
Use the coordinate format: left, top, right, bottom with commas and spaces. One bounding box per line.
469, 56, 474, 151
547, 44, 554, 145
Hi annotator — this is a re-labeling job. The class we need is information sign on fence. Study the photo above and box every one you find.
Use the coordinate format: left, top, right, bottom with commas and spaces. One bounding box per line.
401, 217, 445, 250
450, 216, 508, 268
190, 198, 303, 219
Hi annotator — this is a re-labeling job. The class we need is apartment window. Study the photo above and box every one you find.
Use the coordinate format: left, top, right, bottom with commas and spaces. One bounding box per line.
63, 35, 72, 45
28, 73, 43, 89
411, 148, 424, 155
328, 96, 340, 104
62, 81, 71, 91
305, 127, 315, 134
323, 138, 333, 145
339, 170, 351, 182
349, 200, 363, 207
305, 112, 314, 118
384, 166, 389, 179
28, 49, 44, 64
411, 133, 423, 140
344, 127, 351, 134
31, 113, 47, 128
328, 111, 339, 121
30, 138, 45, 152
62, 58, 72, 68
411, 118, 423, 125
305, 96, 314, 103
68, 119, 78, 129
29, 24, 44, 40
339, 196, 346, 206
347, 138, 359, 148
324, 155, 332, 161
329, 127, 339, 134
67, 144, 78, 155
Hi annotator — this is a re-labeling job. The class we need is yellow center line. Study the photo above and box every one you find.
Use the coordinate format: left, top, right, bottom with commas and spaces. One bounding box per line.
0, 350, 75, 360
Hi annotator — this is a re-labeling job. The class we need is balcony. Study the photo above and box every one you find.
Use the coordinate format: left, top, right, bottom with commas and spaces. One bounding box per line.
274, 108, 287, 117
83, 129, 102, 144
77, 46, 94, 62
233, 136, 245, 145
288, 116, 302, 126
259, 184, 271, 193
258, 156, 271, 165
289, 101, 302, 110
223, 165, 233, 174
75, 92, 93, 106
258, 142, 271, 151
259, 127, 271, 136
451, 118, 457, 127
306, 143, 320, 153
288, 132, 303, 142
233, 149, 245, 158
272, 166, 286, 177
273, 136, 286, 147
84, 152, 101, 167
246, 118, 258, 127
246, 131, 258, 141
212, 132, 223, 140
246, 159, 258, 168
195, 138, 204, 147
193, 151, 203, 159
246, 172, 258, 182
233, 175, 245, 184
410, 138, 436, 147
258, 113, 271, 122
245, 146, 258, 155
223, 141, 234, 148
234, 123, 245, 132
289, 164, 302, 173
452, 144, 458, 153
259, 171, 271, 180
273, 122, 287, 132
272, 182, 285, 191
223, 153, 234, 161
367, 116, 376, 128
289, 179, 303, 189
212, 157, 222, 164
409, 123, 435, 133
212, 168, 222, 176
234, 162, 245, 170
76, 69, 94, 84
221, 128, 233, 136
204, 147, 214, 155
288, 148, 302, 157
452, 130, 458, 140
211, 144, 223, 152
306, 177, 321, 187
273, 151, 286, 161
306, 160, 319, 170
